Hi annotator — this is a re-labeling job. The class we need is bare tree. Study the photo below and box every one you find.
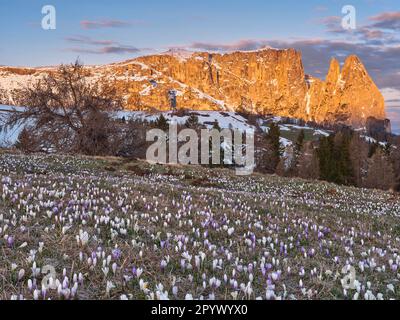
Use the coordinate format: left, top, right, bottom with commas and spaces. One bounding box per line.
365, 148, 396, 190
15, 127, 39, 153
297, 141, 320, 180
0, 88, 6, 104
6, 60, 123, 155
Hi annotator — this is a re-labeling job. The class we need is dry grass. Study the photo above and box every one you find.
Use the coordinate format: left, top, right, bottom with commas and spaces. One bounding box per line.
0, 152, 400, 300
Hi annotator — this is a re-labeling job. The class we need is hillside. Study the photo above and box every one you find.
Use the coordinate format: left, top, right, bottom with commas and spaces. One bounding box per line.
0, 106, 332, 148
0, 48, 387, 128
0, 152, 399, 300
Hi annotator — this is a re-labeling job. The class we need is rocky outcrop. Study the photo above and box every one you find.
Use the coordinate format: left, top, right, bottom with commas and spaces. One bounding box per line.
0, 48, 387, 128
366, 117, 392, 140
307, 55, 386, 127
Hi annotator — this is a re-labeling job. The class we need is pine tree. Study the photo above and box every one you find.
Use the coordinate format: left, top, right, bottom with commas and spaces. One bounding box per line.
317, 135, 336, 182
212, 120, 221, 131
368, 142, 379, 158
154, 114, 169, 131
265, 123, 282, 173
389, 147, 400, 192
286, 129, 306, 175
383, 142, 392, 156
317, 132, 355, 186
349, 134, 369, 187
295, 129, 305, 156
207, 120, 223, 167
366, 148, 396, 190
185, 114, 199, 129
336, 132, 354, 185
297, 141, 320, 180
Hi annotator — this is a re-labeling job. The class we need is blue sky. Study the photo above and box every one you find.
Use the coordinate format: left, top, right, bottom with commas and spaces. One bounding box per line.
0, 0, 399, 132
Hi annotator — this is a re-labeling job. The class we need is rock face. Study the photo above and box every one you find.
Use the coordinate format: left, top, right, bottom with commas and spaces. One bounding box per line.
307, 55, 386, 127
0, 48, 386, 128
366, 117, 392, 140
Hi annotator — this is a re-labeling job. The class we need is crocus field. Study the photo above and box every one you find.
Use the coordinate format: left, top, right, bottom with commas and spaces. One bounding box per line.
1, 151, 400, 300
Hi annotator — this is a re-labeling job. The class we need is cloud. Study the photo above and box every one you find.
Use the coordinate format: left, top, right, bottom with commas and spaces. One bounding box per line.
179, 37, 400, 91
382, 88, 400, 106
189, 39, 273, 51
318, 16, 342, 33
80, 19, 140, 29
65, 34, 143, 55
65, 36, 116, 46
316, 11, 400, 47
68, 45, 140, 55
180, 35, 400, 131
369, 12, 400, 30
314, 6, 328, 13
386, 106, 400, 134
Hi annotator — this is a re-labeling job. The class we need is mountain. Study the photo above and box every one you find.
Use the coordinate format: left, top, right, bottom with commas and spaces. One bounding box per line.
0, 48, 387, 128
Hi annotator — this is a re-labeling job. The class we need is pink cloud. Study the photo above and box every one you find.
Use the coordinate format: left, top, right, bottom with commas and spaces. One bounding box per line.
80, 19, 140, 29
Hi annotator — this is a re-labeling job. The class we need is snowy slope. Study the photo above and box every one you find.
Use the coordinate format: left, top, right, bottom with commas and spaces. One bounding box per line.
1, 106, 334, 149
0, 105, 27, 147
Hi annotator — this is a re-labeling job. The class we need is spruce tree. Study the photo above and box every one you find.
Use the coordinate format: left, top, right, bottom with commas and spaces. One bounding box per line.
265, 123, 282, 173
185, 114, 199, 129
155, 114, 169, 131
366, 148, 396, 190
317, 135, 334, 182
295, 129, 305, 156
349, 134, 369, 187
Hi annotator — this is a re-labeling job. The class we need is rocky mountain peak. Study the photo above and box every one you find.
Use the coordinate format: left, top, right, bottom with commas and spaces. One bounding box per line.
0, 49, 387, 129
326, 58, 341, 85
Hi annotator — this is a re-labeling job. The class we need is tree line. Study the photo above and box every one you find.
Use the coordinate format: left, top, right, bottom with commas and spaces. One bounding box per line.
4, 61, 400, 192
259, 122, 400, 192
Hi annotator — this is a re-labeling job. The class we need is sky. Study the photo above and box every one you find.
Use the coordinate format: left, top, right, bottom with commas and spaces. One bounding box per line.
0, 0, 399, 132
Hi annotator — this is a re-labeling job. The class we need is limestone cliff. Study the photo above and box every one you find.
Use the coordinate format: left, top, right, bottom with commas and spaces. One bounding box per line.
307, 55, 386, 126
0, 48, 386, 128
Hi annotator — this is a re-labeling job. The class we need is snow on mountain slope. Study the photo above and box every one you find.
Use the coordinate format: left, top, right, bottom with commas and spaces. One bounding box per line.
0, 105, 27, 147
0, 103, 337, 154
0, 49, 387, 128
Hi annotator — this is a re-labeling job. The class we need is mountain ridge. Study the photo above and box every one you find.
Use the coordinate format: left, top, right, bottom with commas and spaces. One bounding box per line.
0, 48, 387, 129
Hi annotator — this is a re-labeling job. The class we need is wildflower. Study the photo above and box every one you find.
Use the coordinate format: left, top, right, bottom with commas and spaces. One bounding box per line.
112, 248, 122, 260
78, 230, 89, 246
71, 283, 78, 298
160, 260, 168, 271
7, 236, 14, 247
136, 268, 143, 278
139, 279, 149, 293
19, 242, 28, 249
266, 289, 275, 300
106, 281, 115, 296
185, 293, 193, 300
112, 263, 117, 275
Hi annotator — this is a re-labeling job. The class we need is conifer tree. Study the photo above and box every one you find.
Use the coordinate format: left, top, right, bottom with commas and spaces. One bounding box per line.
317, 135, 336, 182
336, 132, 354, 185
155, 114, 169, 131
295, 129, 305, 156
349, 134, 369, 187
185, 114, 199, 129
366, 148, 396, 190
297, 141, 320, 180
265, 123, 282, 173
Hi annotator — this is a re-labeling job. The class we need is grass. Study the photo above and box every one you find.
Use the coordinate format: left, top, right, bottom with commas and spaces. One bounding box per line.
0, 151, 399, 300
